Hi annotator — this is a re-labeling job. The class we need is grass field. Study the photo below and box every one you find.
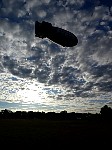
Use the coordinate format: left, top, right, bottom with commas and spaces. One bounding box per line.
0, 119, 112, 148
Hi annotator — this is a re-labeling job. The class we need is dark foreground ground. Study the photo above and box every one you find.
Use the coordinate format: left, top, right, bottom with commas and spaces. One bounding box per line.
0, 119, 112, 149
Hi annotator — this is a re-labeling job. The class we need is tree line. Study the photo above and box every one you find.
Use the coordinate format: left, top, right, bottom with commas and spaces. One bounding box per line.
0, 105, 112, 120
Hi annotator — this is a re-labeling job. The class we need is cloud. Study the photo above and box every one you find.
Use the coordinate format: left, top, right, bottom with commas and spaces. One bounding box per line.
0, 0, 112, 102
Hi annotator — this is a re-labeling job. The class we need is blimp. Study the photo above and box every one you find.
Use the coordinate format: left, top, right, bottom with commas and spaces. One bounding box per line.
35, 21, 78, 47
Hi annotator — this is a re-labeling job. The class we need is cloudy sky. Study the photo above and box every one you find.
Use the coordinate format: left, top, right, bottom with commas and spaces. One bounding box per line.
0, 0, 112, 113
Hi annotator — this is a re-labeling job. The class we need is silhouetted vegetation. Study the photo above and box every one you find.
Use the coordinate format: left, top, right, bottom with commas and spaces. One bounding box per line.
100, 105, 112, 119
0, 105, 112, 148
0, 105, 112, 120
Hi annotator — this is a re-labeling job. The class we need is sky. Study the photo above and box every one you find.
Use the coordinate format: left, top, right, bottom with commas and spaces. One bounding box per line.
0, 0, 112, 113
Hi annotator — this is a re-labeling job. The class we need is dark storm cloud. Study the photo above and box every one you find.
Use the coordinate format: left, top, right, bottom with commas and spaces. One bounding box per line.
48, 43, 61, 54
96, 81, 112, 92
27, 46, 45, 62
0, 0, 28, 21
90, 63, 112, 78
18, 66, 32, 77
3, 56, 17, 71
48, 72, 62, 84
83, 63, 112, 93
34, 63, 51, 83
3, 55, 32, 78
61, 67, 80, 85
52, 55, 65, 67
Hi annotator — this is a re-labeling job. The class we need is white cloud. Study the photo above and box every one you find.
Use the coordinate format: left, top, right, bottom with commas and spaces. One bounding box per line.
41, 0, 51, 4
92, 6, 108, 19
37, 10, 47, 18
25, 0, 51, 12
64, 0, 84, 6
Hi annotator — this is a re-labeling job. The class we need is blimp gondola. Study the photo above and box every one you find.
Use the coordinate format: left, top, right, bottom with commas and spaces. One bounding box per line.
35, 21, 78, 47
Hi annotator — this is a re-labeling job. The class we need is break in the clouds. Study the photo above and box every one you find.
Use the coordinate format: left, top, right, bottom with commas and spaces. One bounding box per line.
0, 0, 112, 112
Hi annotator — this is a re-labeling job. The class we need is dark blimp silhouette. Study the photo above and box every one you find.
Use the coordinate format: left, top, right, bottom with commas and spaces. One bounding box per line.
35, 21, 78, 47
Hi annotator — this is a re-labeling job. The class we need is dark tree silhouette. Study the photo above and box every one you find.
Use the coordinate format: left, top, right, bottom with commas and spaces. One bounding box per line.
100, 105, 112, 119
0, 105, 112, 120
